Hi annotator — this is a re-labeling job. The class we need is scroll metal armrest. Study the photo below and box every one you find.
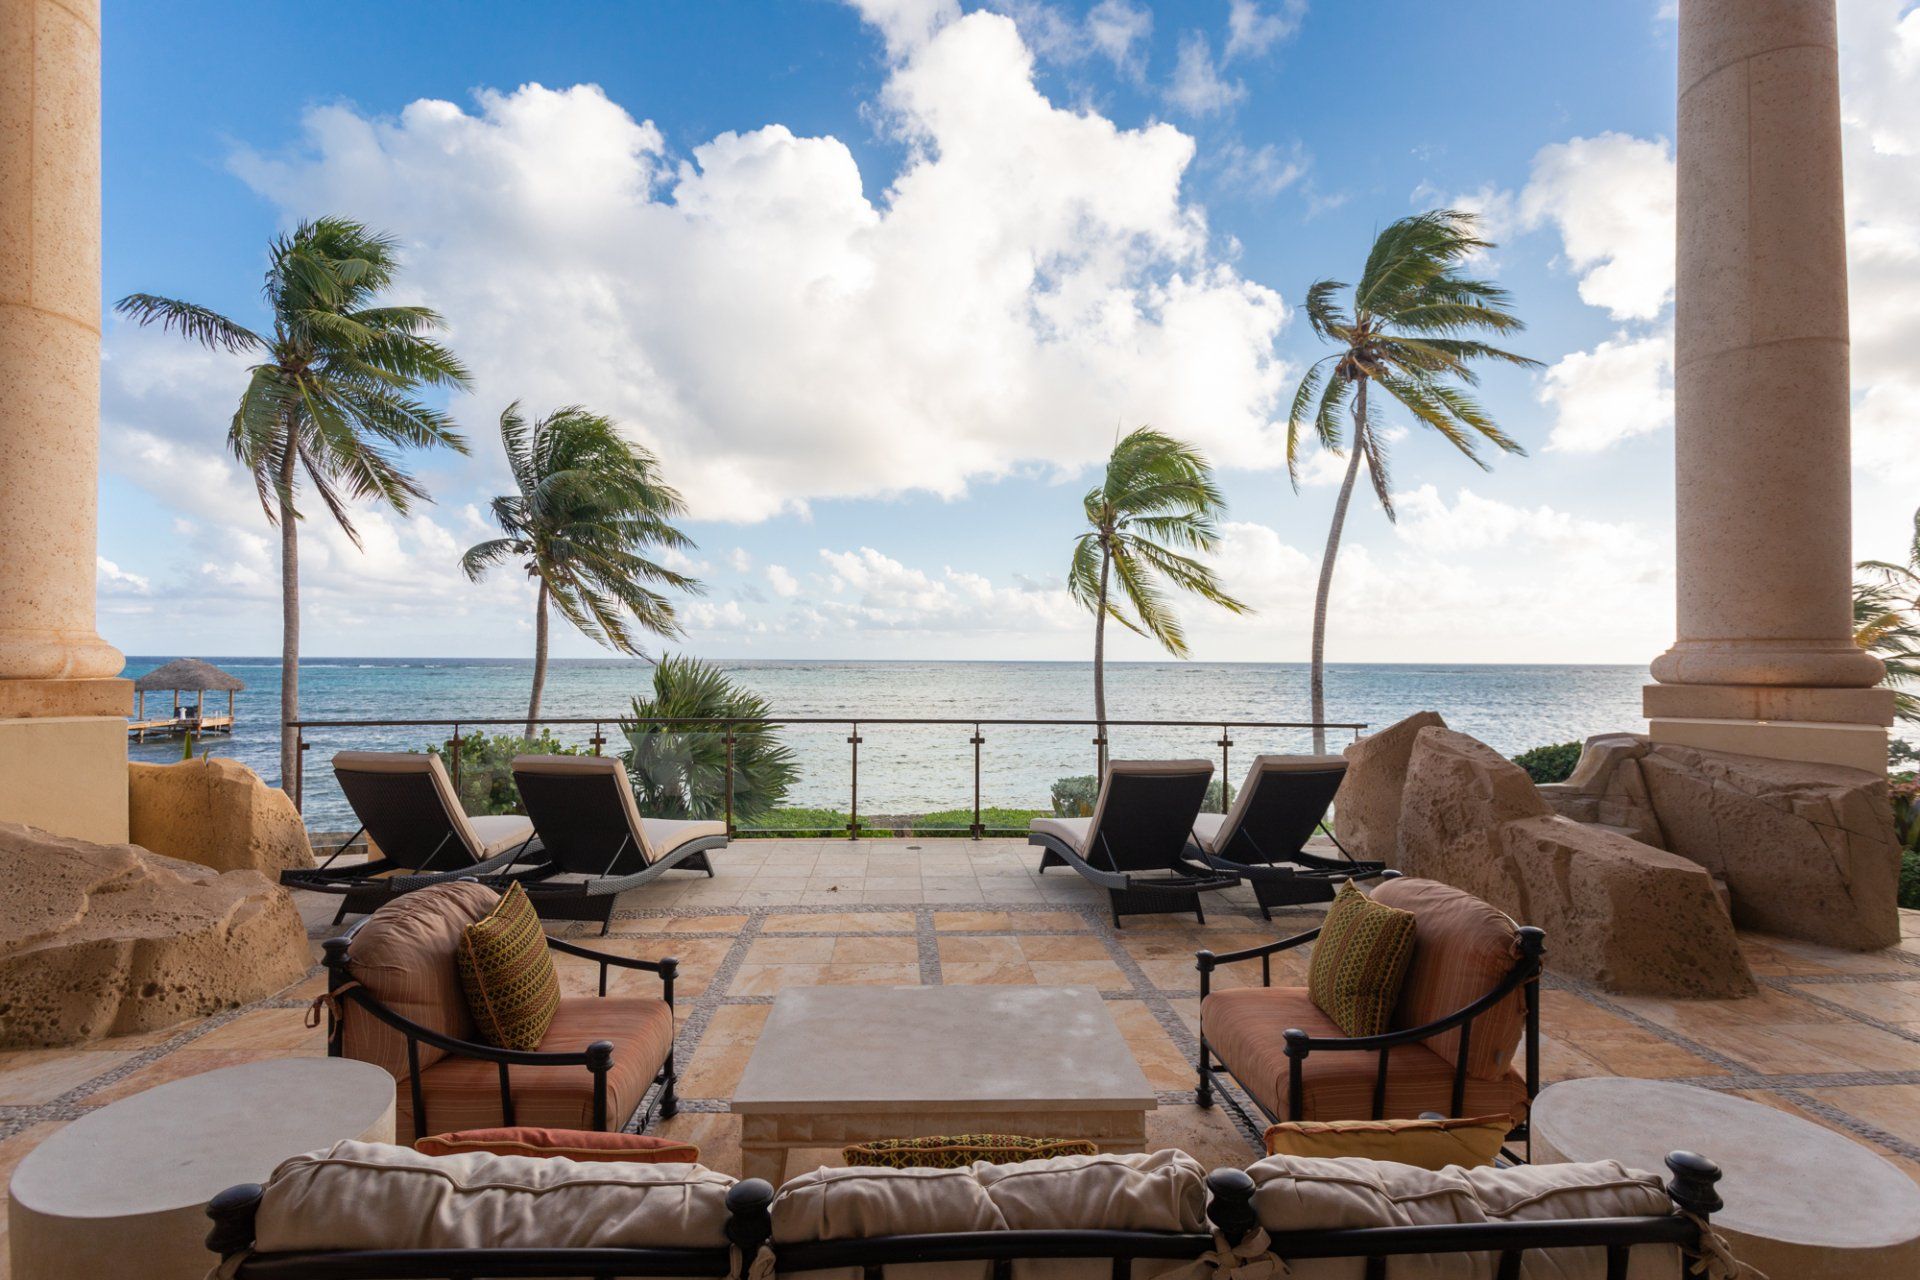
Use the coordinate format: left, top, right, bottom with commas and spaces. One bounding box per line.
334, 987, 617, 1070
1278, 948, 1545, 1059
543, 937, 679, 1003
1200, 924, 1321, 969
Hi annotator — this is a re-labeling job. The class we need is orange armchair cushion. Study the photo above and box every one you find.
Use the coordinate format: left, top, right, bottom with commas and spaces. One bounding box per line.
415, 1126, 699, 1164
1371, 877, 1528, 1079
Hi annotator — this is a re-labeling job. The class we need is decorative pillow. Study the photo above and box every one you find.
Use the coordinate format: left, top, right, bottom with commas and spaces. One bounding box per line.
1307, 880, 1418, 1037
842, 1134, 1101, 1169
1263, 1115, 1510, 1171
454, 882, 561, 1050
415, 1126, 700, 1164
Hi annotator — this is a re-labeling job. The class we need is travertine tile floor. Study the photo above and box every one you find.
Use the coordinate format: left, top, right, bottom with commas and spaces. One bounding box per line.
2, 838, 1918, 1273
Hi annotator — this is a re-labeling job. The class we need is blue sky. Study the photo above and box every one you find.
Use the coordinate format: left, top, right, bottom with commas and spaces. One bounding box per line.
94, 0, 1920, 664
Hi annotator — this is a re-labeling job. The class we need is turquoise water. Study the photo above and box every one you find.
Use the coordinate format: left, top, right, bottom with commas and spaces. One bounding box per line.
123, 657, 1649, 829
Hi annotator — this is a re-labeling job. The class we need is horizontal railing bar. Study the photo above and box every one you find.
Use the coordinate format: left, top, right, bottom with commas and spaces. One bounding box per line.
287, 716, 1368, 729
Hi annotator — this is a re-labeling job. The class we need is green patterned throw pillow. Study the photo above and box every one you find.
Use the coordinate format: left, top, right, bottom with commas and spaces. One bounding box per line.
455, 882, 561, 1050
842, 1134, 1100, 1168
1307, 880, 1418, 1037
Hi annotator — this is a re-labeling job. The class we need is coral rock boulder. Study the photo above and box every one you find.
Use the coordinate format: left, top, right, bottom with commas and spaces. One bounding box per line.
128, 755, 314, 875
1332, 710, 1447, 865
1397, 727, 1754, 998
0, 823, 311, 1048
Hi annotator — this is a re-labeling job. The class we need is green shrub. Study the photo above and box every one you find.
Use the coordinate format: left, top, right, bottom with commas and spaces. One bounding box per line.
1894, 771, 1920, 909
911, 807, 1050, 835
623, 655, 798, 823
1053, 773, 1226, 814
1512, 741, 1583, 784
1901, 849, 1920, 912
426, 731, 587, 815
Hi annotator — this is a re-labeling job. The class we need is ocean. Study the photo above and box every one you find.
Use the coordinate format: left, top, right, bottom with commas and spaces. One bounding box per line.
123, 658, 1648, 830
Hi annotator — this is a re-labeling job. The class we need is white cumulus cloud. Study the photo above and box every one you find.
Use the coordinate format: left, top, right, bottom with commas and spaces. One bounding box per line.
1518, 132, 1676, 323
1537, 329, 1674, 454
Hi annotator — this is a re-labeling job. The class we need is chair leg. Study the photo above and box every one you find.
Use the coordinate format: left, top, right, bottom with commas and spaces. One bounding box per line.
1197, 1036, 1214, 1108
331, 898, 350, 926
659, 1051, 679, 1120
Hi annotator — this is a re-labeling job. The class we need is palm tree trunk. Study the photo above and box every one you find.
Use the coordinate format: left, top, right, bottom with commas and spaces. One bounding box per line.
527, 579, 550, 739
276, 436, 301, 793
1309, 381, 1368, 754
1093, 541, 1111, 775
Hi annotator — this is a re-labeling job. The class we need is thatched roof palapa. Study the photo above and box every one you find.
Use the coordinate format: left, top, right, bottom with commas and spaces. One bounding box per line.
132, 658, 247, 693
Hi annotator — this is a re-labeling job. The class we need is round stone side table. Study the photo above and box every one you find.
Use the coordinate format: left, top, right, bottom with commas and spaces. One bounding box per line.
8, 1057, 394, 1280
1532, 1077, 1920, 1280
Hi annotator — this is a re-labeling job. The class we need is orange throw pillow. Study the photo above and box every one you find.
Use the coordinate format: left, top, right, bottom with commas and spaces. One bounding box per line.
414, 1126, 700, 1164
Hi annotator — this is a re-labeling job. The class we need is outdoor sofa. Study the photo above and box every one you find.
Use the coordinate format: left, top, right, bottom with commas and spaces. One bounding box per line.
205, 1140, 1738, 1279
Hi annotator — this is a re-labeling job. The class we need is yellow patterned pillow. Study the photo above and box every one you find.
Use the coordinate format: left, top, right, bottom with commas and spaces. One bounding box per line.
1307, 880, 1417, 1037
842, 1134, 1100, 1168
455, 882, 561, 1050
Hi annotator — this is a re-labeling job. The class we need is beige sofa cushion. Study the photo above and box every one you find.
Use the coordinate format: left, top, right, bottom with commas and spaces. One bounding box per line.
1247, 1154, 1683, 1278
245, 1140, 735, 1253
342, 881, 501, 1078
976, 1150, 1208, 1233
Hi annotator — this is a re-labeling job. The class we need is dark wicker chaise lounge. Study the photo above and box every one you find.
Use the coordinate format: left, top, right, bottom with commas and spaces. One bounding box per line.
1029, 759, 1240, 926
1187, 754, 1386, 918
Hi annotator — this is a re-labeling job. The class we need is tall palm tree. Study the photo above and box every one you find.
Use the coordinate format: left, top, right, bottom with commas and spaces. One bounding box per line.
1856, 507, 1920, 721
117, 217, 471, 788
462, 404, 703, 735
1068, 427, 1249, 768
1287, 210, 1539, 750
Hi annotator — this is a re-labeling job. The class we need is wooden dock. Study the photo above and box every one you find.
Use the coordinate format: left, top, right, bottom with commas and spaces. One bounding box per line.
129, 714, 234, 742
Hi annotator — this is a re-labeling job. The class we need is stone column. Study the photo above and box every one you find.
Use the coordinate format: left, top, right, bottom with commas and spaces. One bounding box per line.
1645, 0, 1894, 773
0, 0, 131, 841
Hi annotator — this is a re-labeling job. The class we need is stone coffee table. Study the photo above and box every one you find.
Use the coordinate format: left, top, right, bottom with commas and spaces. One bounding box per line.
1532, 1077, 1920, 1280
731, 985, 1157, 1183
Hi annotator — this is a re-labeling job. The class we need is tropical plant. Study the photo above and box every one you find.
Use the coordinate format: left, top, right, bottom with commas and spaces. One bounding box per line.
1067, 428, 1249, 766
462, 404, 702, 735
425, 730, 588, 816
1287, 210, 1539, 750
1512, 741, 1582, 784
621, 654, 798, 823
117, 218, 470, 786
1855, 506, 1920, 721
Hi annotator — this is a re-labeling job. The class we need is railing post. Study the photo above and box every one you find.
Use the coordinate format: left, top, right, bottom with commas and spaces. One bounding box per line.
449, 721, 462, 794
1218, 725, 1233, 811
590, 721, 604, 756
724, 725, 736, 838
293, 727, 306, 811
970, 722, 984, 839
846, 721, 862, 841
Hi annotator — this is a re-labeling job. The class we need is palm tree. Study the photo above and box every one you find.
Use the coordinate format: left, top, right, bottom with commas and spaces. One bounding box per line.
117, 217, 471, 788
1287, 210, 1540, 750
623, 654, 798, 824
1068, 427, 1249, 768
1856, 507, 1920, 721
462, 404, 702, 735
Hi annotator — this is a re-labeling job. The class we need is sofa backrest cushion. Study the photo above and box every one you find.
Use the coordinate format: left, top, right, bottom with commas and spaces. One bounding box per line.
1247, 1153, 1682, 1278
1369, 876, 1527, 1078
245, 1140, 736, 1253
342, 880, 501, 1078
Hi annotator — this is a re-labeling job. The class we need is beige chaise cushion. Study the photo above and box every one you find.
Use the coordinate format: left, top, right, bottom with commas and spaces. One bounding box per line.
242, 1140, 735, 1253
1248, 1153, 1682, 1278
1029, 759, 1215, 853
513, 754, 726, 860
342, 881, 502, 1079
1195, 755, 1347, 854
332, 751, 534, 861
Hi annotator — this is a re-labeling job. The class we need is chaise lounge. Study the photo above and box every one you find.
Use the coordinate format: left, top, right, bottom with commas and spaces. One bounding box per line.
508, 753, 729, 933
282, 751, 544, 922
1187, 754, 1387, 918
1029, 759, 1241, 926
1197, 876, 1543, 1142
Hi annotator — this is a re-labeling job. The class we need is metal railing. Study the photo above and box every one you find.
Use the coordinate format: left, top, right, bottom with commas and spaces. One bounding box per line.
287, 714, 1367, 839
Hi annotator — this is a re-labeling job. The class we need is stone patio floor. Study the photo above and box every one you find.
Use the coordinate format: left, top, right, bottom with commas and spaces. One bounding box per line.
2, 838, 1918, 1272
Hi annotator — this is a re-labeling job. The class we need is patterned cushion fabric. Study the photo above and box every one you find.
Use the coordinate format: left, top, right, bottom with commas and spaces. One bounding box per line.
456, 882, 561, 1050
416, 1126, 699, 1164
1262, 1115, 1511, 1170
1371, 876, 1527, 1078
398, 996, 674, 1142
342, 881, 502, 1079
1306, 880, 1418, 1036
842, 1135, 1100, 1168
1202, 986, 1529, 1125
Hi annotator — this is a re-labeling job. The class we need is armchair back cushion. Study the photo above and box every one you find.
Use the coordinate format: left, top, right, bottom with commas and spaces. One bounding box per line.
242, 1140, 734, 1254
342, 881, 502, 1078
1246, 1153, 1682, 1278
1369, 876, 1527, 1078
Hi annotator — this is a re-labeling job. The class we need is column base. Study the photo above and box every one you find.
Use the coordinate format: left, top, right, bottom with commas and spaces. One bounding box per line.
1647, 715, 1889, 775
0, 716, 129, 843
1642, 683, 1895, 727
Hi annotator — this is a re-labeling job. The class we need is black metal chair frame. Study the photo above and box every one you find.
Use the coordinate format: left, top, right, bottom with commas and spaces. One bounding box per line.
206, 1156, 1730, 1280
1188, 762, 1388, 919
1195, 901, 1545, 1146
319, 925, 681, 1141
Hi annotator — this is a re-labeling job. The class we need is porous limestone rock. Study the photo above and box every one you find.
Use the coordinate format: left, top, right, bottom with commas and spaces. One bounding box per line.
1332, 710, 1447, 865
1537, 733, 1667, 848
1635, 743, 1900, 951
0, 823, 311, 1048
1397, 727, 1754, 997
129, 755, 314, 875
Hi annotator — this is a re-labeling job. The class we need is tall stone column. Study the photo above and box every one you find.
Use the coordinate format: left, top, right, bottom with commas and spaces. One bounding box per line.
0, 0, 132, 841
1646, 0, 1894, 773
